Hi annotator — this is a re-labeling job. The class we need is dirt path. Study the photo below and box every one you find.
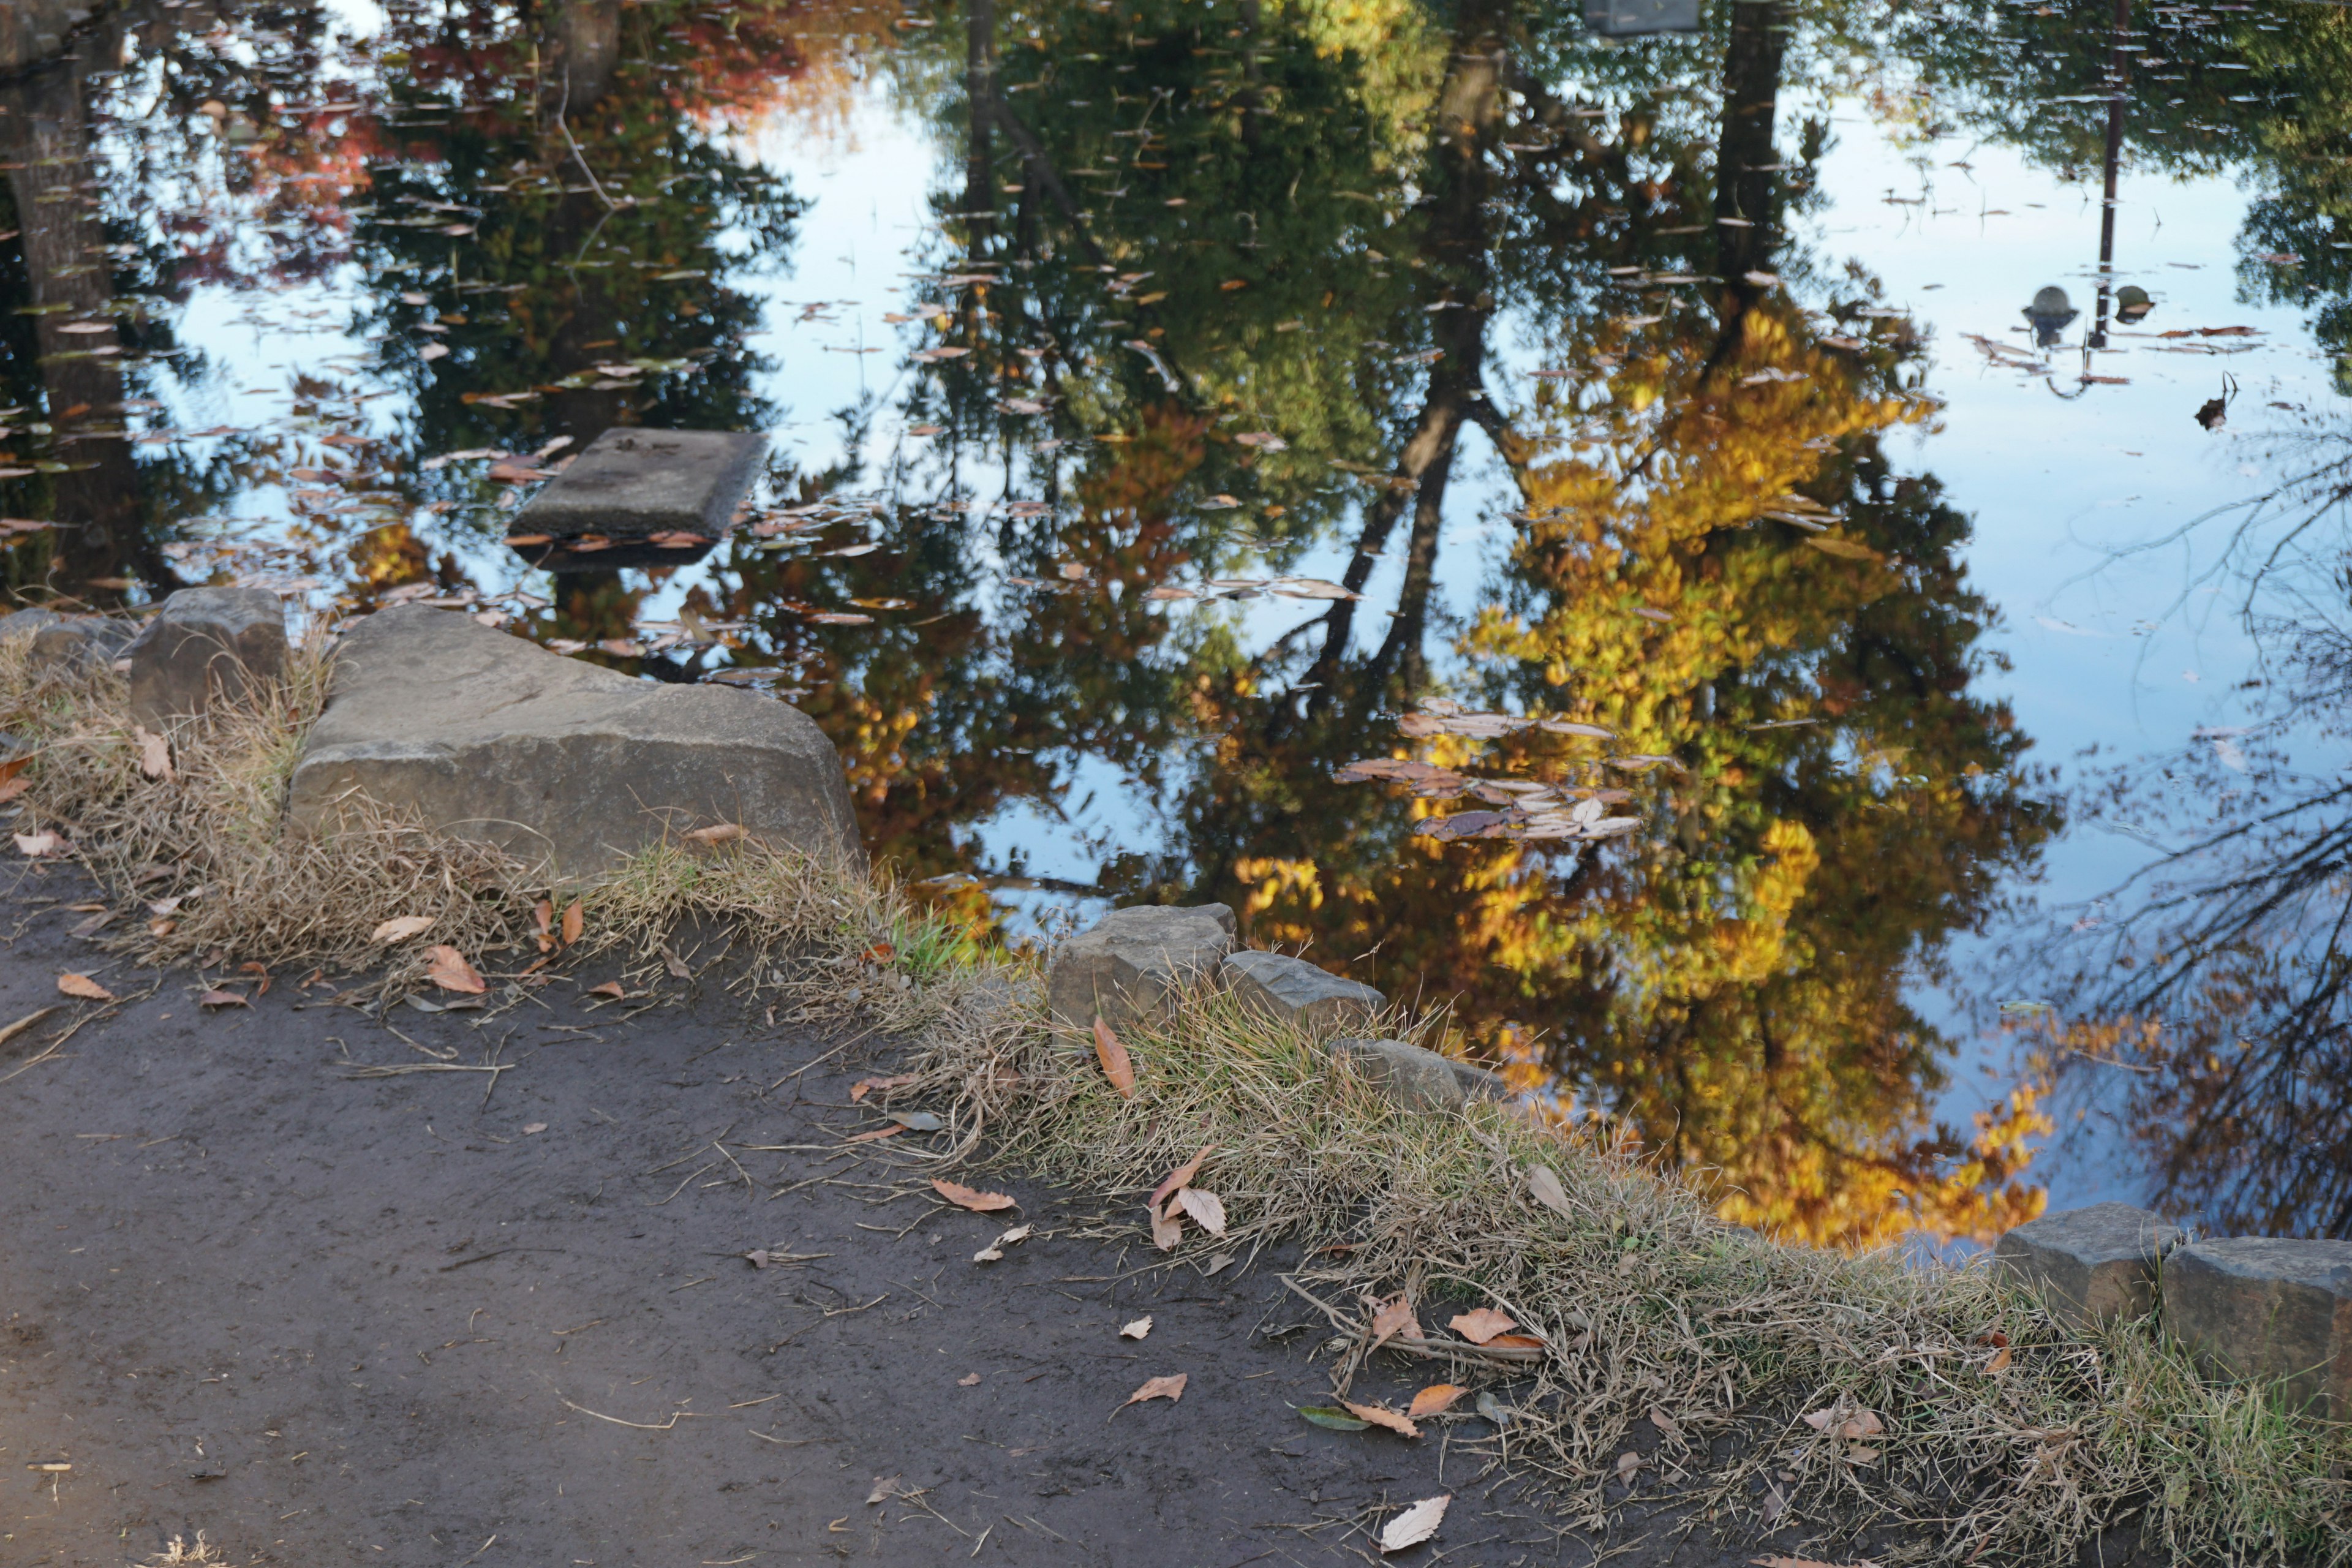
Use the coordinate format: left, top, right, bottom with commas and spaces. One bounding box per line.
0, 872, 1728, 1568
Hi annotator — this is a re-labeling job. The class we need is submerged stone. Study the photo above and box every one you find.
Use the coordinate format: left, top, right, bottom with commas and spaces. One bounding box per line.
1221, 948, 1384, 1033
1330, 1037, 1504, 1112
2163, 1237, 2352, 1417
1992, 1202, 2181, 1326
123, 586, 287, 728
1046, 904, 1234, 1031
287, 605, 861, 882
508, 428, 765, 567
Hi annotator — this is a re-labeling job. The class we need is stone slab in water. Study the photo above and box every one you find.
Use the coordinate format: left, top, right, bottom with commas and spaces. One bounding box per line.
1992, 1202, 2181, 1326
510, 428, 765, 543
1046, 904, 1234, 1031
1221, 948, 1383, 1033
2163, 1237, 2352, 1417
123, 586, 287, 728
287, 605, 861, 882
1330, 1037, 1503, 1112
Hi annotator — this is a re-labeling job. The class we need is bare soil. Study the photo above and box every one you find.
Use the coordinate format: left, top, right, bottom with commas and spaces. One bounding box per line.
0, 867, 1773, 1568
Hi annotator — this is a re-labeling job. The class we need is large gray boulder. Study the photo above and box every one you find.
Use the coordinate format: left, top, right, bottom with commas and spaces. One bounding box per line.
123, 586, 287, 727
2163, 1237, 2352, 1416
1331, 1037, 1504, 1112
1046, 904, 1234, 1031
511, 428, 765, 543
1221, 948, 1384, 1033
1993, 1202, 2182, 1327
287, 606, 861, 882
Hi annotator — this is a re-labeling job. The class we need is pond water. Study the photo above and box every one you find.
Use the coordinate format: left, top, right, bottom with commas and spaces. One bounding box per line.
9, 0, 2350, 1246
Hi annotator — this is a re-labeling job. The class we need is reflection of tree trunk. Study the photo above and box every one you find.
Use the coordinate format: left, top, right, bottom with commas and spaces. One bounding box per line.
543, 0, 621, 115
1708, 0, 1787, 370
2090, 0, 2130, 348
964, 0, 997, 247
0, 36, 172, 606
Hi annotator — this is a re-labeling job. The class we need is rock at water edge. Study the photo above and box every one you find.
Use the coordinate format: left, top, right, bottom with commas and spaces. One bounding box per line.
1992, 1202, 2182, 1327
287, 605, 861, 882
510, 428, 765, 542
1221, 948, 1384, 1034
1330, 1037, 1504, 1112
1046, 904, 1234, 1031
2163, 1237, 2352, 1417
123, 586, 287, 728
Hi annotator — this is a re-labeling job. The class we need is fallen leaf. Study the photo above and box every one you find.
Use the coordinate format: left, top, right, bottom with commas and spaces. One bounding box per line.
587, 981, 626, 999
197, 989, 248, 1009
1150, 1199, 1184, 1251
370, 915, 434, 944
56, 973, 112, 1001
423, 945, 488, 995
132, 725, 172, 782
1526, 1164, 1574, 1217
1408, 1384, 1467, 1419
1295, 1404, 1374, 1434
522, 1122, 547, 1134
562, 900, 584, 944
1175, 1188, 1227, 1235
1449, 1308, 1517, 1344
842, 1125, 905, 1144
1476, 1390, 1513, 1426
958, 1373, 981, 1386
932, 1178, 1017, 1213
662, 946, 691, 980
684, 823, 745, 847
1483, 1333, 1547, 1351
0, 775, 30, 804
1379, 1494, 1449, 1553
1649, 1405, 1682, 1440
1341, 1400, 1420, 1438
1092, 1015, 1135, 1097
1616, 1451, 1642, 1482
886, 1109, 944, 1131
866, 1475, 900, 1504
1986, 1346, 2013, 1374
15, 830, 64, 858
849, 1073, 918, 1102
1148, 1145, 1215, 1210
1116, 1373, 1186, 1414
1369, 1292, 1417, 1349
1121, 1316, 1153, 1340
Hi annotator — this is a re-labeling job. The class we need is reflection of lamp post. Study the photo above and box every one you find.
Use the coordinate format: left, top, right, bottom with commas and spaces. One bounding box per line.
2024, 285, 2079, 348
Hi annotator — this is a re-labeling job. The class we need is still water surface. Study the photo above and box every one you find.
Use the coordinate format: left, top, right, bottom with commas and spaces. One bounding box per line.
8, 0, 2350, 1246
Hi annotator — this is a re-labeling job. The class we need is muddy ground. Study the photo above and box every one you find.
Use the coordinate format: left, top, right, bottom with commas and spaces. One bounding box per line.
0, 867, 1790, 1568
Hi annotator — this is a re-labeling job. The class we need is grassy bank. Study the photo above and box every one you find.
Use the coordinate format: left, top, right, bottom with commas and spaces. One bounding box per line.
3, 628, 2346, 1567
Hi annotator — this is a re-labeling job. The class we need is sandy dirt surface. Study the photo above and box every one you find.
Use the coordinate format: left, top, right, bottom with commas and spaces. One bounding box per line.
0, 870, 1770, 1568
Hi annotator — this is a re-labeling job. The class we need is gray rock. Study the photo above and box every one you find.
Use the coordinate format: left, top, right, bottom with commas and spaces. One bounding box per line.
1993, 1202, 2182, 1326
287, 606, 861, 882
29, 614, 136, 674
123, 587, 287, 726
0, 607, 62, 642
1221, 948, 1384, 1033
1330, 1037, 1505, 1112
2163, 1237, 2352, 1416
1046, 904, 1234, 1031
511, 429, 766, 543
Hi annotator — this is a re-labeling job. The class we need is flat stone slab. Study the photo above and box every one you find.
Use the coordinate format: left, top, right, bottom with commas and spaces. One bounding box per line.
1047, 904, 1234, 1031
122, 586, 287, 728
1331, 1037, 1504, 1112
508, 429, 765, 555
2164, 1237, 2352, 1416
288, 605, 861, 881
1993, 1202, 2181, 1326
1221, 949, 1384, 1033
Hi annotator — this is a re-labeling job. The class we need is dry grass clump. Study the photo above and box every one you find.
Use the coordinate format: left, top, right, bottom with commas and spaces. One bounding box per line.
134, 1535, 238, 1566
886, 982, 2352, 1567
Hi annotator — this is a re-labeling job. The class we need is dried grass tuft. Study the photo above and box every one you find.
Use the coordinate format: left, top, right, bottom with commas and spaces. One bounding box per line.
133, 1534, 236, 1567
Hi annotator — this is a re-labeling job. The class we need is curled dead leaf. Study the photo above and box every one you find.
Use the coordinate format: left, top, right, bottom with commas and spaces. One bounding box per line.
370, 914, 434, 944
932, 1178, 1017, 1213
1449, 1307, 1517, 1345
684, 822, 745, 847
848, 1072, 918, 1102
1115, 1373, 1186, 1415
1150, 1199, 1184, 1251
1120, 1316, 1152, 1340
587, 981, 626, 999
132, 725, 172, 782
56, 973, 113, 1001
1148, 1145, 1214, 1211
1092, 1015, 1136, 1097
1407, 1384, 1467, 1419
197, 989, 249, 1009
561, 900, 584, 945
1368, 1292, 1417, 1349
423, 945, 488, 995
1986, 1346, 2013, 1375
15, 830, 64, 858
1342, 1400, 1420, 1438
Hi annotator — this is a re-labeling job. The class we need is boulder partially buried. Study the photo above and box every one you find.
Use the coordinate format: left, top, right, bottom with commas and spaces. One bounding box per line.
123, 586, 287, 727
2163, 1237, 2352, 1417
1992, 1202, 2182, 1327
1221, 949, 1384, 1033
288, 606, 861, 881
1331, 1037, 1504, 1112
1046, 903, 1234, 1031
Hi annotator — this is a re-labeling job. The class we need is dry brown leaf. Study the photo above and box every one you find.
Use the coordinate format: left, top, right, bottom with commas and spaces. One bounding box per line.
1092, 1016, 1135, 1097
865, 1475, 900, 1504
957, 1373, 981, 1386
561, 900, 584, 945
1616, 1451, 1642, 1482
15, 830, 64, 858
133, 725, 172, 782
56, 973, 113, 1001
1526, 1164, 1573, 1217
1449, 1308, 1517, 1344
1174, 1188, 1227, 1235
1368, 1292, 1417, 1349
1986, 1346, 2013, 1375
1379, 1494, 1449, 1553
1150, 1200, 1183, 1251
1120, 1316, 1153, 1340
197, 989, 248, 1009
1116, 1373, 1186, 1413
848, 1072, 918, 1102
842, 1125, 905, 1144
1483, 1333, 1545, 1351
1407, 1384, 1467, 1419
932, 1178, 1017, 1213
370, 914, 434, 944
423, 945, 488, 995
1649, 1405, 1682, 1440
0, 775, 31, 805
587, 981, 625, 999
1342, 1400, 1421, 1438
684, 822, 745, 846
1148, 1144, 1214, 1210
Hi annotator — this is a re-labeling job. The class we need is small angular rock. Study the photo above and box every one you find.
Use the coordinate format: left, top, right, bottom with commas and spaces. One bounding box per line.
1221, 949, 1384, 1033
1330, 1037, 1504, 1112
288, 606, 861, 882
0, 607, 61, 642
510, 428, 765, 547
1993, 1202, 2182, 1326
30, 615, 136, 674
123, 587, 287, 727
2163, 1237, 2352, 1416
1047, 904, 1234, 1031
